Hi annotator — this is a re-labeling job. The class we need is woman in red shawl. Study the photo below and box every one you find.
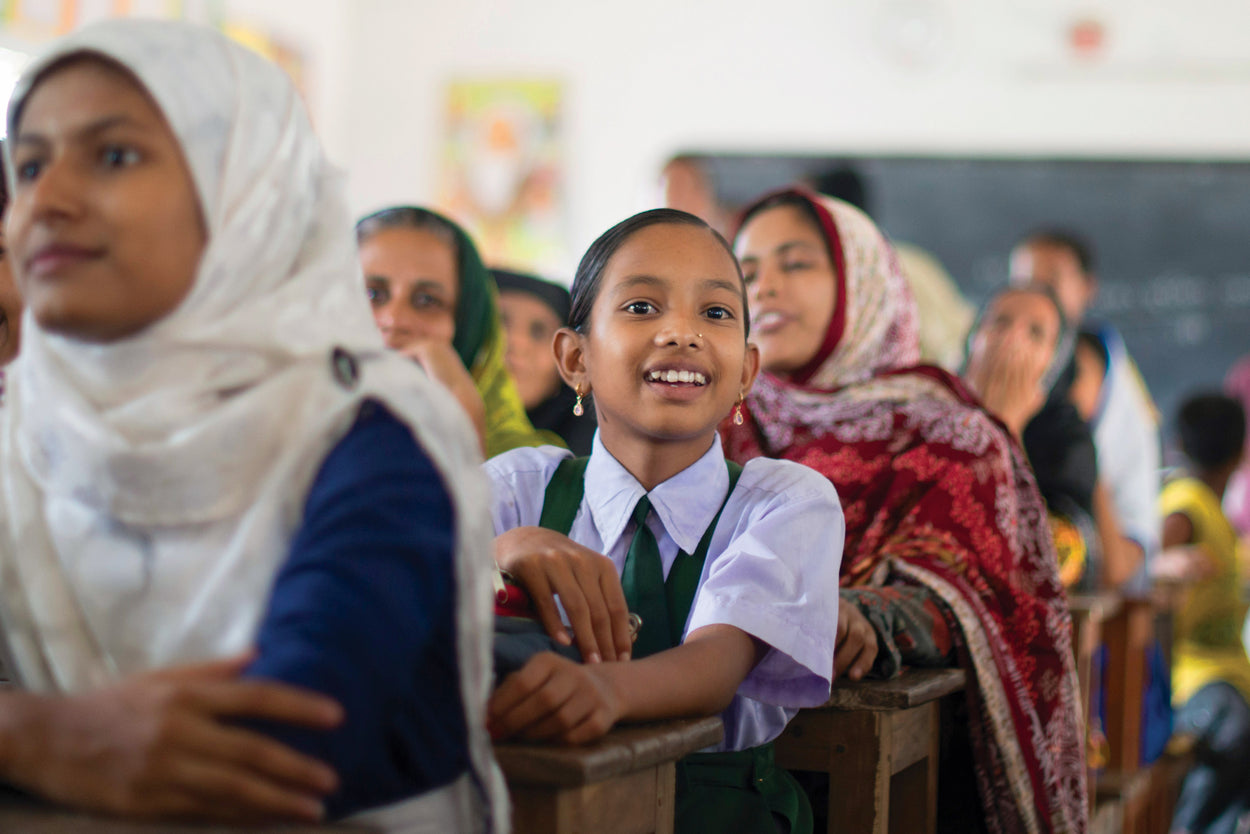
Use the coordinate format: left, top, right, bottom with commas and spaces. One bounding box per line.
723, 189, 1087, 834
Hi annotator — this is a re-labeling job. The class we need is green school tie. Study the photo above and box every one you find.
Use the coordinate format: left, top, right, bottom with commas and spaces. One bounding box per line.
622, 495, 671, 659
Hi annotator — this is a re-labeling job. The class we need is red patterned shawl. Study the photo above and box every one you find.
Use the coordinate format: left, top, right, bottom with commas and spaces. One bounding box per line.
721, 191, 1087, 834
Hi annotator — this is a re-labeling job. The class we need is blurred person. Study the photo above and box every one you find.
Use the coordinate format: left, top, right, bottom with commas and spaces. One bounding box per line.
0, 20, 503, 828
658, 154, 731, 237
723, 188, 1086, 834
493, 268, 596, 455
964, 283, 1098, 588
1156, 393, 1250, 834
1222, 356, 1250, 537
1011, 228, 1159, 585
357, 206, 561, 458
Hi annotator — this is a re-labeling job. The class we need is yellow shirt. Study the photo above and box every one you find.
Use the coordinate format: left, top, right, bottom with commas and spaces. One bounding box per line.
1160, 477, 1250, 704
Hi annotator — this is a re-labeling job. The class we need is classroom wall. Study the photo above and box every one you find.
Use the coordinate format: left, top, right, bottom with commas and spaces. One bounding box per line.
340, 0, 1250, 276
0, 0, 353, 160
222, 0, 354, 163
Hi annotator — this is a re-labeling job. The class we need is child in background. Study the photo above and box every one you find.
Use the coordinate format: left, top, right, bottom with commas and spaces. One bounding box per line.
1156, 392, 1250, 834
493, 268, 597, 455
485, 208, 841, 834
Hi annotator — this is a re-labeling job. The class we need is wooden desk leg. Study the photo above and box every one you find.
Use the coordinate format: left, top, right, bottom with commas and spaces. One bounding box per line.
1104, 604, 1153, 773
509, 762, 674, 834
826, 710, 891, 834
887, 702, 939, 834
775, 702, 944, 834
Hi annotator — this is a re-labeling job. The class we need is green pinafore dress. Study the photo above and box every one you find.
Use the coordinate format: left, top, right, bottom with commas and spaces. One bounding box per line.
537, 457, 813, 834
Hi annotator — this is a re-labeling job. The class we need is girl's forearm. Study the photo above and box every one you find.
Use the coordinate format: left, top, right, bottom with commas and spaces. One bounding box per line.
591, 624, 762, 723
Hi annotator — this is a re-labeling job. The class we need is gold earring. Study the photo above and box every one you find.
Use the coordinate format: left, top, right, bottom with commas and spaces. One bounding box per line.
573, 385, 585, 417
733, 392, 745, 426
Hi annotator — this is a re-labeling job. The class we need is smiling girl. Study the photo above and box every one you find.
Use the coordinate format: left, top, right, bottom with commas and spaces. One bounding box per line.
485, 208, 841, 833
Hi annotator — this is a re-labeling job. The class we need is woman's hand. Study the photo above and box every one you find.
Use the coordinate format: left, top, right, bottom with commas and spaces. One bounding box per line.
402, 340, 487, 454
488, 653, 621, 745
0, 654, 342, 824
835, 602, 879, 682
495, 526, 634, 663
965, 340, 1047, 438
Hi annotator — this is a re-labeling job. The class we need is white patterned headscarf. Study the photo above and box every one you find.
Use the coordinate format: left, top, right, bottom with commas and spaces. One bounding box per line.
0, 19, 505, 830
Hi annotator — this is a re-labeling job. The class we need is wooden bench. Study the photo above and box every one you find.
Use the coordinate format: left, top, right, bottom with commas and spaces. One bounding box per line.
773, 667, 967, 834
496, 715, 723, 834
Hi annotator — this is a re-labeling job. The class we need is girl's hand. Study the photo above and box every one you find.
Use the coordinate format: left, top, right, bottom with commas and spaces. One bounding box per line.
835, 602, 879, 682
402, 340, 487, 454
495, 526, 634, 664
488, 653, 621, 745
1, 654, 342, 824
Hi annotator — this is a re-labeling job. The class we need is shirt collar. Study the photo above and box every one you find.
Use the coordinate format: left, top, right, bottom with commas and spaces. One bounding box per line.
584, 432, 729, 554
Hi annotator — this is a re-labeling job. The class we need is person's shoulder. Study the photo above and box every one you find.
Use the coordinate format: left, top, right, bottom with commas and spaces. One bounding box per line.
482, 443, 573, 480
737, 456, 841, 507
319, 399, 432, 483
1161, 476, 1208, 506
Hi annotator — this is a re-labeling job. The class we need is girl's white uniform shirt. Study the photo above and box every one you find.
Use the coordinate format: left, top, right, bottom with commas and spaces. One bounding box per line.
485, 432, 843, 751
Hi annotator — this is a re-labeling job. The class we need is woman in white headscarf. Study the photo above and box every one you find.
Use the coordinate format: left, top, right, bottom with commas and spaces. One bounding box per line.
0, 19, 504, 832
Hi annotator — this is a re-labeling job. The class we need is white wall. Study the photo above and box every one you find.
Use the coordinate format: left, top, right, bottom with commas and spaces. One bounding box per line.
222, 0, 353, 162
341, 0, 1250, 274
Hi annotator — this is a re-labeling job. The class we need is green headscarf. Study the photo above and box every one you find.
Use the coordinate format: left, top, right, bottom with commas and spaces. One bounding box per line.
357, 206, 563, 458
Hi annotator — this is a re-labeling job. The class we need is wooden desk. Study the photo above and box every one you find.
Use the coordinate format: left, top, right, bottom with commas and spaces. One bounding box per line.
1102, 597, 1155, 774
1067, 592, 1122, 725
1068, 591, 1123, 807
496, 715, 723, 834
773, 668, 967, 834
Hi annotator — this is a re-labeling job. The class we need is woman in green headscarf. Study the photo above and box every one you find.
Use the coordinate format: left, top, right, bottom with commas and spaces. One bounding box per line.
357, 207, 562, 458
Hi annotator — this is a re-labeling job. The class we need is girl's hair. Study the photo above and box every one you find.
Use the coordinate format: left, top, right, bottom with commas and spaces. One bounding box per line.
569, 208, 748, 338
1177, 392, 1246, 471
734, 189, 837, 281
355, 206, 462, 268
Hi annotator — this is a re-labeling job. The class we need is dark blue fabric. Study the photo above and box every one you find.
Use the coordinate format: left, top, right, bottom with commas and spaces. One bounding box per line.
1171, 682, 1250, 834
1140, 640, 1173, 766
244, 400, 468, 819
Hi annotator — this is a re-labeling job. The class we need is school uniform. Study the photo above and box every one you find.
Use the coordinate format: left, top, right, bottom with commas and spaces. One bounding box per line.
485, 432, 842, 832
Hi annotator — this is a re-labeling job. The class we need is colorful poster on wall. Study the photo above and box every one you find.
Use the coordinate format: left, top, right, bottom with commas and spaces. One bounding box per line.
438, 79, 568, 279
1, 0, 215, 37
0, 1, 306, 111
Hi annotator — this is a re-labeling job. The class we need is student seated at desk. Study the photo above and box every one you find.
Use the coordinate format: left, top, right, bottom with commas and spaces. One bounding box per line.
720, 189, 1087, 834
1155, 393, 1250, 834
356, 205, 561, 459
963, 283, 1098, 588
493, 268, 597, 456
0, 20, 504, 830
486, 209, 841, 834
1011, 229, 1159, 584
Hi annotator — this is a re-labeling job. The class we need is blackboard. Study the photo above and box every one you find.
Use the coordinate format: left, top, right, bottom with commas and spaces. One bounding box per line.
707, 154, 1250, 434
